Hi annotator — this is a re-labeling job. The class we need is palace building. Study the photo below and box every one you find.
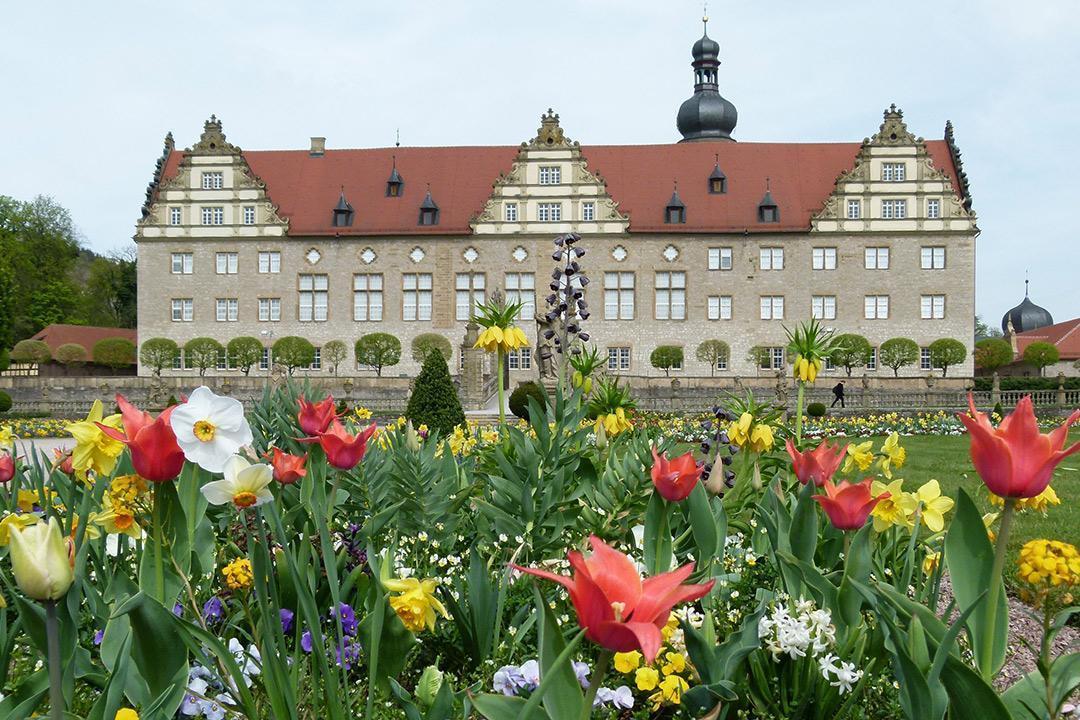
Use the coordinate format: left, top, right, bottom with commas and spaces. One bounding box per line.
134, 24, 977, 381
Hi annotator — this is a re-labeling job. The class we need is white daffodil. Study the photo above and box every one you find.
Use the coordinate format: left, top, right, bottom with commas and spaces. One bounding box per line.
170, 386, 253, 473
201, 455, 274, 510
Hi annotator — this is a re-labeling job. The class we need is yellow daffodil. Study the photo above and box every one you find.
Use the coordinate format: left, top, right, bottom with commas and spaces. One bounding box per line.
635, 666, 660, 691
982, 512, 999, 543
878, 432, 906, 479
94, 494, 143, 540
923, 551, 941, 576
614, 650, 642, 673
1017, 539, 1080, 587
201, 455, 274, 510
793, 355, 823, 384
66, 400, 125, 479
69, 513, 101, 541
16, 488, 54, 514
354, 406, 373, 420
990, 485, 1061, 513
0, 513, 38, 546
383, 577, 449, 633
912, 480, 955, 533
0, 425, 13, 450
222, 558, 254, 591
870, 479, 917, 531
842, 440, 874, 473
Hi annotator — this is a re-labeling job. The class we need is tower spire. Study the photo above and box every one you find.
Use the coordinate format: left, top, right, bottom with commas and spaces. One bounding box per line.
676, 16, 738, 142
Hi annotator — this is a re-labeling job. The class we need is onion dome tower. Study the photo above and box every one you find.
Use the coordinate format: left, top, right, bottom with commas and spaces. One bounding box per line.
676, 14, 738, 142
1001, 280, 1053, 335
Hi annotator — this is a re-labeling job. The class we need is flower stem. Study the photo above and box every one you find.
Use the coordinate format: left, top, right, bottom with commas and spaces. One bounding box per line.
497, 348, 506, 426
794, 381, 806, 444
981, 497, 1015, 681
580, 649, 613, 719
152, 483, 165, 603
45, 600, 63, 720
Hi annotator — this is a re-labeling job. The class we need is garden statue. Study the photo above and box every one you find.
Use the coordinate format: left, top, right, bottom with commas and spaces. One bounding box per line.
534, 314, 556, 380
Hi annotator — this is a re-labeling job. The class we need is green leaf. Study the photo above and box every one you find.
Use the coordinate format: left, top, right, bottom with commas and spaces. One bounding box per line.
837, 524, 872, 631
0, 668, 49, 720
939, 655, 1012, 720
532, 584, 584, 720
789, 479, 819, 564
113, 592, 189, 719
643, 492, 673, 574
685, 481, 718, 561
469, 693, 551, 720
1002, 652, 1080, 719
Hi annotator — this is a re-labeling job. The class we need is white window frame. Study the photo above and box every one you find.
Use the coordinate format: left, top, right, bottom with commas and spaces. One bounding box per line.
537, 202, 562, 222
864, 247, 890, 269
258, 298, 281, 322
171, 253, 193, 275
538, 166, 561, 185
604, 272, 635, 320
171, 298, 193, 322
920, 347, 934, 370
921, 294, 946, 319
353, 274, 384, 322
242, 206, 256, 225
215, 298, 238, 322
927, 198, 941, 219
654, 271, 686, 320
508, 348, 532, 370
708, 247, 733, 271
202, 171, 224, 189
759, 247, 784, 270
581, 202, 595, 221
298, 274, 328, 322
505, 273, 535, 321
169, 207, 182, 225
455, 273, 486, 321
881, 199, 908, 219
258, 251, 281, 274
403, 273, 433, 322
760, 296, 784, 320
310, 348, 321, 371
921, 246, 946, 269
846, 199, 861, 219
259, 348, 271, 371
607, 347, 631, 371
504, 202, 518, 222
864, 295, 889, 319
812, 295, 836, 320
215, 252, 239, 275
866, 347, 878, 371
707, 295, 732, 320
812, 247, 837, 270
762, 347, 785, 370
882, 163, 906, 182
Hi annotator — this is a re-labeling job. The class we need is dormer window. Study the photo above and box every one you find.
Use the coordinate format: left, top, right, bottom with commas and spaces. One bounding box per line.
538, 166, 561, 185
386, 161, 404, 197
708, 160, 727, 194
882, 162, 906, 182
332, 190, 354, 227
757, 184, 779, 223
418, 190, 440, 226
665, 186, 686, 224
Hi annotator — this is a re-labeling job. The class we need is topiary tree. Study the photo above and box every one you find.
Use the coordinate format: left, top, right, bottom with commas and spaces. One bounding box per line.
10, 339, 52, 365
928, 338, 967, 377
828, 334, 872, 377
650, 345, 684, 378
509, 381, 547, 421
878, 337, 920, 377
974, 337, 1014, 374
355, 333, 402, 377
747, 345, 773, 370
411, 333, 453, 365
183, 338, 224, 377
405, 351, 465, 438
227, 337, 263, 376
272, 336, 316, 376
1023, 341, 1060, 377
319, 340, 348, 376
93, 338, 136, 371
139, 338, 179, 377
0, 390, 11, 414
696, 339, 730, 376
54, 343, 88, 369
0, 348, 8, 372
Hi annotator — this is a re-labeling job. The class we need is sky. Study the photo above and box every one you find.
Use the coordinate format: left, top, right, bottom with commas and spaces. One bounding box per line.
3, 0, 1078, 326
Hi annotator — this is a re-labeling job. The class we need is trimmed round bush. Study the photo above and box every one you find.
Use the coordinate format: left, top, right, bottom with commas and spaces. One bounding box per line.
10, 339, 52, 364
140, 337, 179, 376
183, 337, 225, 377
0, 349, 8, 372
405, 351, 465, 438
226, 337, 263, 376
509, 382, 547, 421
411, 333, 453, 365
93, 338, 136, 371
0, 390, 11, 414
55, 343, 88, 367
807, 402, 827, 418
355, 333, 402, 377
272, 336, 316, 375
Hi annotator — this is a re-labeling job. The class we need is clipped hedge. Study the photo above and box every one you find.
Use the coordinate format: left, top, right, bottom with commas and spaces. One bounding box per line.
509, 382, 547, 421
0, 390, 11, 414
972, 376, 1080, 391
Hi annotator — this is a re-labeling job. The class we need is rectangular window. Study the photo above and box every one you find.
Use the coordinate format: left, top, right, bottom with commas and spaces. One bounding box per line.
760, 296, 785, 320
654, 271, 686, 320
171, 298, 193, 322
260, 348, 271, 371
759, 247, 784, 270
202, 172, 224, 189
169, 207, 182, 225
921, 246, 946, 269
607, 347, 631, 371
812, 295, 836, 320
582, 202, 595, 221
761, 347, 785, 370
920, 347, 933, 370
927, 198, 941, 219
537, 202, 562, 222
171, 253, 193, 274
864, 247, 890, 269
504, 202, 518, 222
298, 274, 328, 322
310, 348, 321, 371
604, 272, 635, 320
403, 273, 433, 321
708, 247, 733, 271
242, 206, 256, 225
812, 247, 837, 270
172, 350, 183, 370
455, 273, 486, 321
216, 252, 239, 274
217, 349, 229, 371
201, 207, 225, 225
866, 347, 878, 371
882, 162, 906, 181
505, 273, 535, 321
847, 199, 861, 219
538, 166, 561, 185
715, 353, 728, 371
864, 295, 890, 319
921, 294, 946, 319
881, 199, 908, 219
258, 251, 281, 274
353, 274, 384, 321
707, 295, 732, 320
216, 298, 238, 322
258, 298, 281, 322
508, 348, 532, 370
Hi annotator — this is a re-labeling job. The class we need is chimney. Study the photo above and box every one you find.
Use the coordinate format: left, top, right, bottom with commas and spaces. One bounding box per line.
310, 137, 326, 157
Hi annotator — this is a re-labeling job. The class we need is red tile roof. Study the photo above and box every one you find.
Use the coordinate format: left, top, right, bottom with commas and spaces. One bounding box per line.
159, 139, 962, 236
1015, 318, 1080, 360
31, 324, 138, 359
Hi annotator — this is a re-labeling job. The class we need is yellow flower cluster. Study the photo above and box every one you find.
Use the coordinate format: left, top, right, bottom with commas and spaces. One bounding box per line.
843, 433, 905, 478
613, 615, 692, 709
94, 475, 148, 539
870, 479, 954, 533
354, 406, 373, 420
728, 413, 774, 453
66, 400, 126, 479
793, 355, 823, 384
384, 577, 449, 633
990, 485, 1061, 513
222, 558, 254, 591
594, 408, 633, 437
0, 425, 13, 449
1018, 540, 1080, 588
474, 325, 529, 354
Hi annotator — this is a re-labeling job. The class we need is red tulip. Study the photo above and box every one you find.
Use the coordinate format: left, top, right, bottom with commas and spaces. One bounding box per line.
650, 447, 703, 502
813, 479, 885, 530
513, 535, 714, 663
958, 394, 1079, 499
266, 447, 307, 485
298, 395, 337, 437
97, 394, 186, 482
316, 420, 376, 470
0, 452, 14, 483
786, 438, 848, 486
52, 448, 75, 475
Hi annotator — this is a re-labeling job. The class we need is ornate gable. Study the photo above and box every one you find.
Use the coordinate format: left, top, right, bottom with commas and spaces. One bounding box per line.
471, 110, 628, 235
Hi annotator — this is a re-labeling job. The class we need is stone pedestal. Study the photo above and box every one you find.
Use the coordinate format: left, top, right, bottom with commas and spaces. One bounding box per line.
460, 321, 486, 407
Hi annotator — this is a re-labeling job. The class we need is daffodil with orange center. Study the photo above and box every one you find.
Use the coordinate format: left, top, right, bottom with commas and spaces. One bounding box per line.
200, 455, 274, 510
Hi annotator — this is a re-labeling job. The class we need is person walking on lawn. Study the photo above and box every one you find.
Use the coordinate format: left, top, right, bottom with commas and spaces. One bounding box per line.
831, 381, 845, 408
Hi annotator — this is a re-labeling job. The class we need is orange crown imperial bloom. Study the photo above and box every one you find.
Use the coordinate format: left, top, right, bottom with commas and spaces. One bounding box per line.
316, 420, 377, 470
785, 438, 848, 487
957, 394, 1080, 499
97, 394, 186, 482
266, 447, 308, 485
650, 447, 703, 502
297, 394, 338, 437
513, 535, 714, 663
813, 479, 886, 531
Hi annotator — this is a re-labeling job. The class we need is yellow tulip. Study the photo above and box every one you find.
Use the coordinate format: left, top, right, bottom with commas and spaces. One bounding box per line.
8, 517, 74, 601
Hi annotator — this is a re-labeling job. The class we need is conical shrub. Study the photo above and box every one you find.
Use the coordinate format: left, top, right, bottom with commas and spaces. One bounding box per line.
405, 352, 465, 438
